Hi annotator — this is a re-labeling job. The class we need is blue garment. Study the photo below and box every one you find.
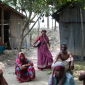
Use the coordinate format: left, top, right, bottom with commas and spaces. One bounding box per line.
48, 73, 76, 85
0, 46, 5, 53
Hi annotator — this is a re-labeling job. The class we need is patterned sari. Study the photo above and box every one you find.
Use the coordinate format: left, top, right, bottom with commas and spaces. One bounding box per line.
37, 34, 53, 70
15, 52, 35, 82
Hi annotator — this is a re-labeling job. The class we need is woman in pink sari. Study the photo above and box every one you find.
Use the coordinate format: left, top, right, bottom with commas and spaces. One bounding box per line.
15, 52, 36, 82
33, 29, 53, 70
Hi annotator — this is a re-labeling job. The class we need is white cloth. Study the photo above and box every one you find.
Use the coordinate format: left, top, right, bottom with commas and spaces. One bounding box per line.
57, 57, 71, 70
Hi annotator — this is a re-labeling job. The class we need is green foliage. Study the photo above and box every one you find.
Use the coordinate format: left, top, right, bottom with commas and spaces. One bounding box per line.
18, 22, 21, 25
73, 61, 85, 78
2, 0, 85, 17
30, 29, 37, 35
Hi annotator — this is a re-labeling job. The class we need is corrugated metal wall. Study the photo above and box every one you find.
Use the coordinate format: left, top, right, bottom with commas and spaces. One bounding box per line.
9, 12, 30, 49
59, 3, 85, 56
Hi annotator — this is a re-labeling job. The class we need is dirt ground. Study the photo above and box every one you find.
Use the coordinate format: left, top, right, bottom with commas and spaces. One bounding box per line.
0, 46, 83, 85
0, 29, 83, 85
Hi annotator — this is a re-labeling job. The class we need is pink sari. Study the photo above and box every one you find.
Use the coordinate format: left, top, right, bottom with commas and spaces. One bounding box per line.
37, 35, 53, 70
15, 52, 35, 82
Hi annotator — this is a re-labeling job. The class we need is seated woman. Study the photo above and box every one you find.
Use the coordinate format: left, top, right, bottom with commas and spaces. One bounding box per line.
0, 37, 5, 54
15, 52, 36, 82
79, 71, 85, 85
0, 69, 8, 85
48, 61, 76, 85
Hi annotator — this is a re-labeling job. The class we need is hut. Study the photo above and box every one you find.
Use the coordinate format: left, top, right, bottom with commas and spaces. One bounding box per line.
0, 1, 31, 49
52, 2, 85, 60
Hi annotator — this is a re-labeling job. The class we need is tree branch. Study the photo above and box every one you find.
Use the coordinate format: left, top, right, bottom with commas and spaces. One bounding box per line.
23, 12, 43, 39
22, 1, 32, 32
31, 13, 37, 21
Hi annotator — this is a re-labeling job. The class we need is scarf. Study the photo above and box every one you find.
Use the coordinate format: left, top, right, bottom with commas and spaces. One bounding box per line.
52, 61, 66, 85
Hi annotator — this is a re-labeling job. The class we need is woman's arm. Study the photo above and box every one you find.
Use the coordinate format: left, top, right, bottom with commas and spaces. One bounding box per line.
18, 61, 33, 70
43, 36, 50, 49
18, 64, 27, 70
32, 36, 41, 47
24, 61, 33, 67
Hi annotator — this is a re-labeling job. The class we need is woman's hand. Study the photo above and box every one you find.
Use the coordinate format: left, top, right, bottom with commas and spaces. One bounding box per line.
18, 64, 22, 67
32, 44, 36, 48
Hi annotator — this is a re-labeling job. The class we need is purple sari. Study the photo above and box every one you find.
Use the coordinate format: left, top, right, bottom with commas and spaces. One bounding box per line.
37, 35, 53, 70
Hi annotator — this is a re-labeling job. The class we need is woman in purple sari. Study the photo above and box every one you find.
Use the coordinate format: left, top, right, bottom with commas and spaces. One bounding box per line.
33, 29, 53, 70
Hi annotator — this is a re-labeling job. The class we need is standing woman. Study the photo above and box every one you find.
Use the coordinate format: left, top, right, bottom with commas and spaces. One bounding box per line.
15, 52, 36, 82
33, 29, 53, 70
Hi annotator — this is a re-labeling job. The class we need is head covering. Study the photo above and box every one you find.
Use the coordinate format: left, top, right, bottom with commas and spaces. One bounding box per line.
16, 52, 26, 64
18, 52, 25, 59
41, 29, 46, 33
16, 52, 33, 66
52, 61, 66, 85
52, 61, 65, 70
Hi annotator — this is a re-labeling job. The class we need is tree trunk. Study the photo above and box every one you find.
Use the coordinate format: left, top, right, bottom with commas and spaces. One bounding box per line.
37, 16, 40, 37
54, 20, 56, 31
47, 17, 49, 29
18, 12, 43, 52
18, 28, 24, 52
80, 7, 84, 61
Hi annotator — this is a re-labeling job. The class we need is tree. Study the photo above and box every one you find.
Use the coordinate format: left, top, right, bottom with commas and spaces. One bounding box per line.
2, 0, 85, 54
2, 0, 55, 52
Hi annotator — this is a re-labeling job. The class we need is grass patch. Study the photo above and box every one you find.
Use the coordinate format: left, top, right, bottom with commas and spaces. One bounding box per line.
73, 61, 85, 78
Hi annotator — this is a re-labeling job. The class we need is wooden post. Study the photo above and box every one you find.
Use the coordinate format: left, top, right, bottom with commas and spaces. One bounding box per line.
54, 20, 56, 31
1, 8, 4, 44
80, 7, 84, 61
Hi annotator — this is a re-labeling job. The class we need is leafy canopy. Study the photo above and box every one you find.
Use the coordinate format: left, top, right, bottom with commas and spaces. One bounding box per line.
2, 0, 85, 17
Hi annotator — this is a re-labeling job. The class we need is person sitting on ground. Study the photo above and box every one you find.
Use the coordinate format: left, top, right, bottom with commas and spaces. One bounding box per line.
0, 37, 5, 54
15, 52, 36, 82
79, 71, 85, 85
48, 61, 76, 85
0, 69, 8, 85
52, 44, 74, 74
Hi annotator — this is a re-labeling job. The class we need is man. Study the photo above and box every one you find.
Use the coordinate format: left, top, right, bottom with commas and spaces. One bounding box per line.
52, 44, 74, 74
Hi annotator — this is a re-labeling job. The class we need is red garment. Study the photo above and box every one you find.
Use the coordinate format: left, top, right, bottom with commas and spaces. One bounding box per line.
0, 43, 1, 45
15, 52, 36, 82
35, 36, 41, 42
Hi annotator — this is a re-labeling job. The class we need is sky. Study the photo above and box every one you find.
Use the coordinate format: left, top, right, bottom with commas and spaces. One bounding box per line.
31, 15, 59, 29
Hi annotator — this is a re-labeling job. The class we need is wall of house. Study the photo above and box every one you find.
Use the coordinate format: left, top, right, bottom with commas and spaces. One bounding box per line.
59, 3, 85, 56
9, 12, 30, 49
